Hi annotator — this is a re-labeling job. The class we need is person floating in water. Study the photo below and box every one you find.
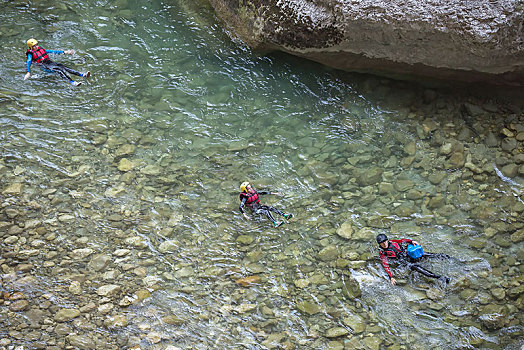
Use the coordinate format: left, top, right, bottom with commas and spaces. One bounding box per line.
376, 234, 450, 285
24, 38, 90, 86
239, 182, 293, 227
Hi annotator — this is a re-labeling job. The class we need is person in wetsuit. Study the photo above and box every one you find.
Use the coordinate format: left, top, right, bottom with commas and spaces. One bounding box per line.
239, 182, 293, 227
376, 234, 450, 285
24, 38, 90, 86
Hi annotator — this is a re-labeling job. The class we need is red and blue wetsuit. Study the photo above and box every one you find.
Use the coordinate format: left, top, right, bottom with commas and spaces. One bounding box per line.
379, 239, 450, 281
239, 189, 289, 223
26, 46, 84, 83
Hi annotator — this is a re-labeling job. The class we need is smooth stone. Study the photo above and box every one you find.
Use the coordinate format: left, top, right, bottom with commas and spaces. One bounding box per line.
318, 246, 339, 261
124, 236, 148, 248
146, 331, 162, 344
362, 336, 382, 350
9, 300, 29, 312
235, 303, 257, 313
118, 158, 133, 172
175, 266, 194, 278
235, 276, 261, 287
356, 166, 383, 186
428, 171, 447, 184
449, 151, 465, 167
4, 236, 19, 244
327, 340, 344, 350
342, 276, 362, 298
115, 144, 136, 157
511, 228, 524, 243
406, 189, 424, 200
88, 254, 112, 272
325, 327, 349, 338
134, 289, 151, 302
427, 194, 445, 209
158, 240, 179, 253
2, 183, 23, 195
297, 301, 320, 315
491, 288, 506, 300
501, 138, 517, 152
58, 214, 75, 222
342, 314, 366, 333
54, 324, 71, 336
143, 276, 162, 287
378, 182, 394, 194
54, 308, 81, 322
367, 215, 395, 228
104, 314, 128, 328
352, 227, 374, 241
294, 279, 310, 288
439, 143, 453, 155
501, 164, 518, 178
236, 235, 254, 245
336, 220, 354, 239
67, 335, 95, 349
69, 281, 82, 295
140, 165, 162, 176
404, 142, 416, 156
98, 303, 114, 314
113, 249, 131, 257
96, 284, 121, 297
72, 248, 94, 259
485, 132, 499, 147
395, 179, 414, 192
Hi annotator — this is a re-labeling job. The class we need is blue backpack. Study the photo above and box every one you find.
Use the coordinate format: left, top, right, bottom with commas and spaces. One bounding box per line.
407, 244, 424, 259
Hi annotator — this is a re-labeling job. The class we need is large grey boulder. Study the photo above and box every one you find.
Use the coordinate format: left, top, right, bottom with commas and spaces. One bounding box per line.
206, 0, 523, 84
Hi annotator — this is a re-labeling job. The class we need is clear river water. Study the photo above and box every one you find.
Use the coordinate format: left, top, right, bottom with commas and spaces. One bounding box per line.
0, 0, 523, 349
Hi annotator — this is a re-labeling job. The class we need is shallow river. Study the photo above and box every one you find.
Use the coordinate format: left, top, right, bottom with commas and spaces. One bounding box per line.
0, 0, 523, 349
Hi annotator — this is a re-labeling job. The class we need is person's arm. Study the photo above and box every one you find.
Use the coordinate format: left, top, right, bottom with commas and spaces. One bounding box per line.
47, 49, 75, 55
258, 190, 283, 196
239, 197, 250, 219
24, 55, 32, 79
398, 238, 419, 246
379, 253, 396, 285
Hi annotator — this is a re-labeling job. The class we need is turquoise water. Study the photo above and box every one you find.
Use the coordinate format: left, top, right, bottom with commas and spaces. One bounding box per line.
1, 0, 523, 349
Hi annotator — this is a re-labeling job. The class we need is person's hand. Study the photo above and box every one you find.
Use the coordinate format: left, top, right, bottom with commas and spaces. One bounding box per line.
64, 49, 75, 55
243, 213, 250, 220
24, 72, 30, 80
390, 278, 397, 285
412, 240, 420, 246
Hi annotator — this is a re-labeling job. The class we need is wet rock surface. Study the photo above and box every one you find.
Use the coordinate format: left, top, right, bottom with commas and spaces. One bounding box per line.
206, 0, 524, 84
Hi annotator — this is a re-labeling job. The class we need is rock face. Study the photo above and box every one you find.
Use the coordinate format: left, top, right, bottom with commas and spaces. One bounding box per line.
206, 0, 523, 85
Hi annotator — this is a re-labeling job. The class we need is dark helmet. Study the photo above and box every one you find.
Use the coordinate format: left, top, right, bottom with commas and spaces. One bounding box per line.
376, 234, 388, 244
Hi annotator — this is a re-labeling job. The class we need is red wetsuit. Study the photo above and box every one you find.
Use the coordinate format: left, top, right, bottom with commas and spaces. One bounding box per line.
239, 189, 289, 224
379, 239, 413, 279
379, 239, 451, 282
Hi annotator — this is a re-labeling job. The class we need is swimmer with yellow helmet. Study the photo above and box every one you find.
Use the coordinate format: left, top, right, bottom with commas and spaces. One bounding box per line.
24, 38, 90, 86
239, 181, 293, 227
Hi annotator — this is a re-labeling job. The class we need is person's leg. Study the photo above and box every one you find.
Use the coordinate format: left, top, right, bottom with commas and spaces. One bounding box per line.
419, 252, 451, 261
49, 65, 74, 82
410, 263, 442, 279
256, 206, 276, 222
267, 206, 293, 219
56, 63, 84, 77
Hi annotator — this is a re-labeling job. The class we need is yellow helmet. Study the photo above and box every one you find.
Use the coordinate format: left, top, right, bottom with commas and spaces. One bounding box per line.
240, 182, 250, 193
27, 38, 38, 48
